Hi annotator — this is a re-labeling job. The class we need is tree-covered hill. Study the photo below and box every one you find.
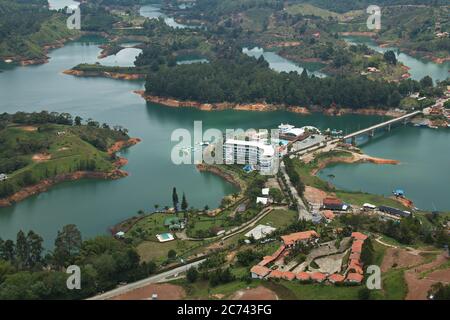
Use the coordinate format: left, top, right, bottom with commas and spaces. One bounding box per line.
0, 0, 78, 62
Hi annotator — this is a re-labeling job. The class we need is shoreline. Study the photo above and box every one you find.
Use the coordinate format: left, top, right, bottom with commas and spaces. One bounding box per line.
135, 90, 405, 117
195, 164, 243, 190
309, 151, 416, 208
63, 69, 146, 80
0, 138, 141, 208
310, 152, 400, 176
339, 32, 450, 64
2, 35, 80, 67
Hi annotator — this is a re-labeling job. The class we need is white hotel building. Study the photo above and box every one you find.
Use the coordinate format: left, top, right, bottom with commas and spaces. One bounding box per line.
223, 138, 277, 174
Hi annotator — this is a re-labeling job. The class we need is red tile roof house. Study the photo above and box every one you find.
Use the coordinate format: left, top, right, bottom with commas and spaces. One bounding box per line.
351, 240, 364, 253
296, 272, 311, 282
351, 232, 368, 241
310, 272, 327, 283
281, 230, 320, 248
345, 272, 364, 284
268, 269, 284, 279
250, 265, 271, 279
328, 273, 345, 284
258, 245, 286, 266
282, 271, 296, 281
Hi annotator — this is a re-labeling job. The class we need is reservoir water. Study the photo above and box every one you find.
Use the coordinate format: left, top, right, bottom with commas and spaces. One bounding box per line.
342, 36, 450, 83
243, 47, 326, 77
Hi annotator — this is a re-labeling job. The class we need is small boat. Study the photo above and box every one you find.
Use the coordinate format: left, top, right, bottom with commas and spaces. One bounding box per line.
428, 125, 438, 129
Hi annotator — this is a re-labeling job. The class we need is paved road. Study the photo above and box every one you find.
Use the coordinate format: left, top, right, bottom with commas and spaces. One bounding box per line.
280, 160, 312, 221
88, 258, 206, 300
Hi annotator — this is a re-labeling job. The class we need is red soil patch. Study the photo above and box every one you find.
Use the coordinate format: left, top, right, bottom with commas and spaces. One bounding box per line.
381, 248, 423, 272
111, 283, 186, 300
32, 153, 52, 162
231, 286, 278, 300
107, 138, 141, 155
19, 126, 38, 132
404, 253, 449, 300
304, 186, 330, 205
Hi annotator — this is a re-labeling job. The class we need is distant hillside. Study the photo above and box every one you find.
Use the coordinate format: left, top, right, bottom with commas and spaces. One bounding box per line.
0, 0, 78, 62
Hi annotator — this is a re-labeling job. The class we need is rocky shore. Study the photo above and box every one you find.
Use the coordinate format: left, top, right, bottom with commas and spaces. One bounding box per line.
310, 151, 399, 176
196, 164, 242, 189
136, 90, 405, 117
0, 138, 141, 208
63, 69, 146, 80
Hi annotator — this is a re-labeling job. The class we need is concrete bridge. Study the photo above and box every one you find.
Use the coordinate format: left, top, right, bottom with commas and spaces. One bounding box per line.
343, 110, 422, 143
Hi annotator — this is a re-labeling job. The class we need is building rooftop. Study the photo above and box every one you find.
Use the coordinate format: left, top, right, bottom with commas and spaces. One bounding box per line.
281, 230, 319, 246
296, 272, 311, 281
328, 274, 345, 283
311, 272, 327, 282
346, 272, 364, 283
351, 232, 368, 241
245, 224, 277, 240
250, 265, 271, 278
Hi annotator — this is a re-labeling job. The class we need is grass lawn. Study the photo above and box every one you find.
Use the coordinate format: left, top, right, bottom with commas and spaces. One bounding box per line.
125, 212, 184, 243
136, 239, 200, 264
335, 190, 409, 210
263, 280, 361, 300
258, 209, 297, 229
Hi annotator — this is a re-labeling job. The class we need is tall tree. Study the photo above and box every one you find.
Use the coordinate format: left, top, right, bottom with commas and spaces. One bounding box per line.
16, 231, 29, 269
181, 193, 188, 211
27, 231, 43, 269
172, 187, 179, 211
383, 50, 397, 65
53, 224, 82, 268
0, 239, 15, 262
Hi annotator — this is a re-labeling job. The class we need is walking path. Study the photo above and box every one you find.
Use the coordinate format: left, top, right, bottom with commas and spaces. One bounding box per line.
280, 160, 312, 221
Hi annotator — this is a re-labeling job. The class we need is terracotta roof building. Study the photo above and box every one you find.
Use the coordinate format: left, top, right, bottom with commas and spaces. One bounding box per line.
351, 240, 364, 253
281, 230, 319, 247
268, 269, 284, 279
351, 232, 368, 241
328, 274, 345, 284
346, 272, 364, 284
296, 272, 311, 281
250, 265, 271, 279
282, 271, 296, 281
310, 272, 327, 283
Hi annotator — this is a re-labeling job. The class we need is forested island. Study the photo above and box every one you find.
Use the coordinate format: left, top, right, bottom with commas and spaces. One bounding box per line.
0, 112, 140, 206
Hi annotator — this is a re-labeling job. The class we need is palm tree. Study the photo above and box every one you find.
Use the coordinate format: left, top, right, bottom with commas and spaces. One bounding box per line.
154, 204, 159, 212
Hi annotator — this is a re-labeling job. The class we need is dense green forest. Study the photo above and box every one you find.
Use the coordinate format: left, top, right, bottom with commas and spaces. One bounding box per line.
0, 0, 78, 61
0, 225, 156, 299
144, 44, 441, 109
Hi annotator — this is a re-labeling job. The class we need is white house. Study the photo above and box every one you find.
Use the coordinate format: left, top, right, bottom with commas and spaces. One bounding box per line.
0, 174, 8, 181
256, 197, 269, 205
